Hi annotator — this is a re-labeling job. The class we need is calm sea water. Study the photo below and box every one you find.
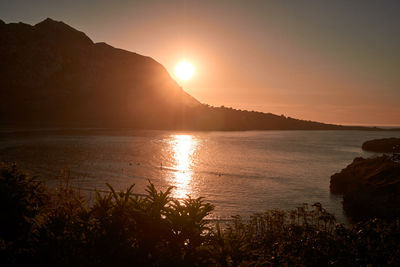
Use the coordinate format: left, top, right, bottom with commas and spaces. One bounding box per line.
1, 129, 399, 222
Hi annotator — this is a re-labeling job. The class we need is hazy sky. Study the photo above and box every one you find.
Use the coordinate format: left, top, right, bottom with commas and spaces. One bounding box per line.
1, 0, 399, 125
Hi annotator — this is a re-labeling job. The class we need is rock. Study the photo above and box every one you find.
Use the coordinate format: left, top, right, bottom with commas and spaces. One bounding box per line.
362, 138, 400, 153
330, 155, 400, 222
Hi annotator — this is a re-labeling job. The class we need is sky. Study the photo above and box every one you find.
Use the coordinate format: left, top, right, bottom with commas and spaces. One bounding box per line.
1, 0, 399, 126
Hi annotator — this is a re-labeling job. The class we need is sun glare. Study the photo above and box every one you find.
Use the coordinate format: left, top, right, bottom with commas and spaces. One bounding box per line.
174, 61, 194, 81
169, 134, 198, 199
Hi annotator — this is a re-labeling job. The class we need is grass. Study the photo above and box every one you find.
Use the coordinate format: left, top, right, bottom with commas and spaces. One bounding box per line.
1, 162, 400, 266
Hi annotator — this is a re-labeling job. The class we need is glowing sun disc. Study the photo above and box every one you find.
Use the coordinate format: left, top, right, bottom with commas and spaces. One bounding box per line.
175, 61, 194, 81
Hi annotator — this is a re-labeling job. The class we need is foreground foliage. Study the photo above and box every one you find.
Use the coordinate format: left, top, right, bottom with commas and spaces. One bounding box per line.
1, 162, 400, 266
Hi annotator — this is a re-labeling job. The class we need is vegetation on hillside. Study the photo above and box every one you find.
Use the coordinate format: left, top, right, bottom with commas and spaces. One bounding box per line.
1, 162, 400, 266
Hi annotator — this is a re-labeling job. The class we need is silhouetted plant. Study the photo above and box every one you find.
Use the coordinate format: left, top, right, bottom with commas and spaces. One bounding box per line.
2, 162, 400, 266
0, 162, 48, 265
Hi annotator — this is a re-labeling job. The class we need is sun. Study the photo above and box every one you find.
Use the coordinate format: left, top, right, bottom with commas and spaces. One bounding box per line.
174, 61, 194, 81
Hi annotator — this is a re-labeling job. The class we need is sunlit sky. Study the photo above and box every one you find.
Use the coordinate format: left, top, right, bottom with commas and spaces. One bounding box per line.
1, 0, 399, 126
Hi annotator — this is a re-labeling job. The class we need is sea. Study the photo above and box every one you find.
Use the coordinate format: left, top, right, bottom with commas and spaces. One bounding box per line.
1, 129, 399, 222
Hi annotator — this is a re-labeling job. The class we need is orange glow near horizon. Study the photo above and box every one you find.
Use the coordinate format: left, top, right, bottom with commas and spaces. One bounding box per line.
169, 134, 197, 199
174, 61, 195, 81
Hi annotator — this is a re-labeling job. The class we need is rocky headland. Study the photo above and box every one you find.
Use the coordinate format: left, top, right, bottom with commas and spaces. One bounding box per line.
361, 137, 400, 153
330, 155, 400, 222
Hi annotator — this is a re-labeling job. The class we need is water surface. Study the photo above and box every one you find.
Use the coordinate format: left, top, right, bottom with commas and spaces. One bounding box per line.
1, 129, 399, 222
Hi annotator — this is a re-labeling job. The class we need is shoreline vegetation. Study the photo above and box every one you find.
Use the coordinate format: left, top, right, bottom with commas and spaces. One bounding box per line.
2, 162, 400, 266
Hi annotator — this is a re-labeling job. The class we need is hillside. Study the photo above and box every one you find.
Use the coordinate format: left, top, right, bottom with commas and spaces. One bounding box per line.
0, 18, 199, 128
0, 18, 380, 130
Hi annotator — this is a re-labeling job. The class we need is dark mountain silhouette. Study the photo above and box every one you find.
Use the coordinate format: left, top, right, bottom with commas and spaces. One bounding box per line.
0, 18, 381, 130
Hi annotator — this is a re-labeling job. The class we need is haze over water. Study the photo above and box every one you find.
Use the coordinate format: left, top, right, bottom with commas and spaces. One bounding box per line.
0, 129, 399, 222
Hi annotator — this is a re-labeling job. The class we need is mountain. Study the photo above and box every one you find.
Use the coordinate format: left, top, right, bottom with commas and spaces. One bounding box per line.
0, 18, 380, 130
0, 18, 198, 128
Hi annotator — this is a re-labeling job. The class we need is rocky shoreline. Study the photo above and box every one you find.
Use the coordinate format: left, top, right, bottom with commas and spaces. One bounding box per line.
330, 154, 400, 222
361, 137, 400, 153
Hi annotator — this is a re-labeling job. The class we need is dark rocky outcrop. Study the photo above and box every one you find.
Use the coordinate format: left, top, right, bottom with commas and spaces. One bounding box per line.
362, 138, 400, 153
0, 18, 387, 130
330, 155, 400, 222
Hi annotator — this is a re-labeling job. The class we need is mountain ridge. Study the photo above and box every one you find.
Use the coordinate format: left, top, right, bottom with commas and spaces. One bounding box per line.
0, 18, 384, 131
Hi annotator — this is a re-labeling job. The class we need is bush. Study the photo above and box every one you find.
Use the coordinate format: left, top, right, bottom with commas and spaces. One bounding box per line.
0, 162, 48, 265
1, 162, 400, 266
210, 204, 400, 266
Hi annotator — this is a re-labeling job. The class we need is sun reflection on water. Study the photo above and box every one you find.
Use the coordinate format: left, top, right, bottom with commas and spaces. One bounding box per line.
169, 135, 198, 199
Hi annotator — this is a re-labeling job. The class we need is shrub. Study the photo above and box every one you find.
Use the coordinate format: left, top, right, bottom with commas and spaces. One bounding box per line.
0, 162, 48, 265
1, 162, 400, 266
